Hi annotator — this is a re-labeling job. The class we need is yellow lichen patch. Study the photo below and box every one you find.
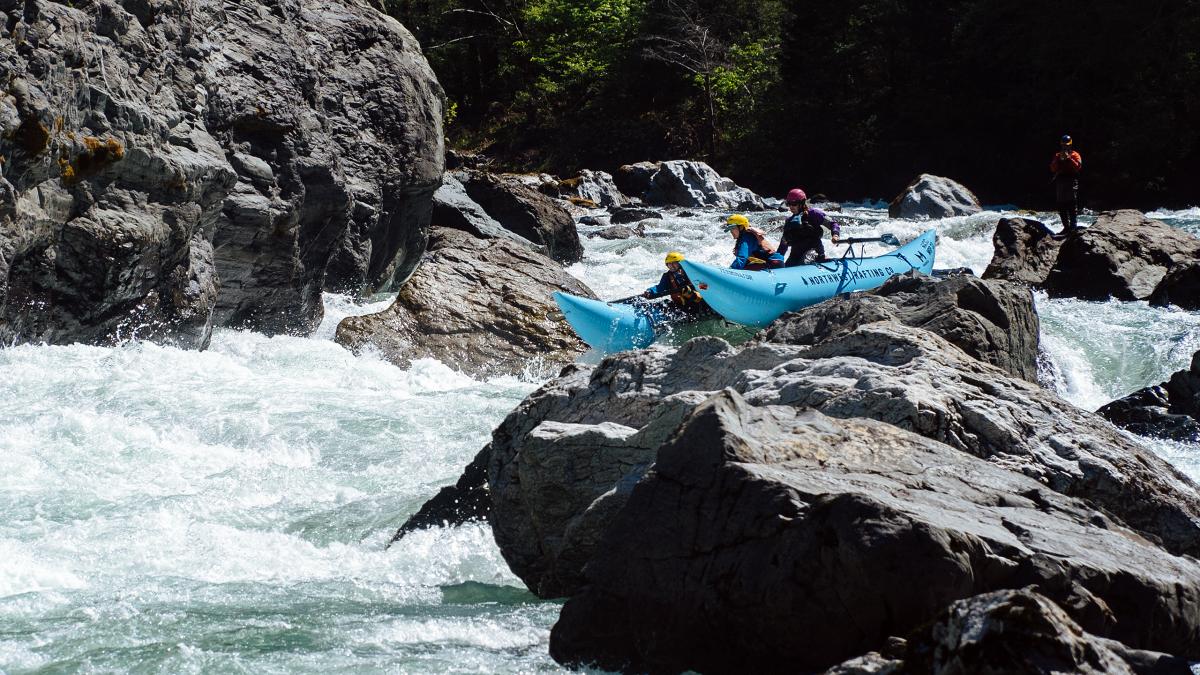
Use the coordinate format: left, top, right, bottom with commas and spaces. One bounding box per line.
71, 135, 126, 180
58, 158, 76, 183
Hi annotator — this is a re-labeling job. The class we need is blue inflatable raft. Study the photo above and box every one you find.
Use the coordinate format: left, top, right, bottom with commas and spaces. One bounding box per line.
679, 229, 937, 328
553, 292, 659, 353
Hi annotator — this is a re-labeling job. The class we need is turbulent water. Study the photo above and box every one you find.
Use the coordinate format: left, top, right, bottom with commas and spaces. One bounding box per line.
2, 205, 1198, 672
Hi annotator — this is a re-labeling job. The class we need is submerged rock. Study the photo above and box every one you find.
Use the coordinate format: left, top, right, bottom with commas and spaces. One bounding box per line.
888, 174, 982, 219
1099, 350, 1200, 442
982, 217, 1063, 285
587, 224, 646, 240
334, 228, 593, 377
456, 171, 583, 263
646, 160, 764, 210
761, 272, 1040, 382
0, 0, 444, 344
549, 390, 1200, 672
1042, 210, 1200, 301
608, 206, 663, 225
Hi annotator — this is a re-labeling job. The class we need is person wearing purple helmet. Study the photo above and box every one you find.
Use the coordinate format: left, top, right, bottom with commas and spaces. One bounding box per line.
777, 188, 841, 266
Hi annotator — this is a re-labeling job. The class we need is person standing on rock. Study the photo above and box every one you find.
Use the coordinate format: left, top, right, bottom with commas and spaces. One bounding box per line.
777, 188, 841, 266
642, 252, 711, 316
1050, 135, 1083, 234
727, 215, 784, 270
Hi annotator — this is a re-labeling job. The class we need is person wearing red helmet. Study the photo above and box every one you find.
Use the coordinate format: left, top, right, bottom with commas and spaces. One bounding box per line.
1050, 135, 1083, 234
777, 188, 841, 266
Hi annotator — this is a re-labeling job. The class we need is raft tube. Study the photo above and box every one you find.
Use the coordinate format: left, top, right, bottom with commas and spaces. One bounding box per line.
553, 292, 658, 353
679, 229, 937, 328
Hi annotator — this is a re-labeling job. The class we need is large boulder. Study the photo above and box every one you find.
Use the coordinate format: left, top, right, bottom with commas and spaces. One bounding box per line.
982, 217, 1063, 285
760, 272, 1040, 382
901, 588, 1192, 674
1042, 210, 1200, 301
645, 160, 764, 210
608, 206, 663, 225
1149, 261, 1200, 310
334, 227, 593, 377
561, 170, 629, 208
431, 174, 541, 251
456, 171, 583, 263
0, 0, 444, 344
549, 390, 1200, 672
612, 161, 660, 200
1098, 350, 1200, 442
488, 323, 1200, 600
888, 174, 982, 219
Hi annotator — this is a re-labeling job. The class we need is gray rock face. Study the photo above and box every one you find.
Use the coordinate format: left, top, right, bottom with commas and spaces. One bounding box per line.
902, 588, 1191, 675
613, 161, 659, 199
488, 323, 1200, 600
1043, 210, 1200, 301
608, 206, 662, 225
0, 0, 444, 344
456, 171, 583, 263
1149, 261, 1200, 310
549, 391, 1200, 672
334, 227, 593, 377
646, 160, 764, 210
760, 272, 1040, 382
563, 170, 629, 208
431, 174, 541, 250
888, 174, 982, 219
982, 217, 1062, 285
1099, 350, 1200, 442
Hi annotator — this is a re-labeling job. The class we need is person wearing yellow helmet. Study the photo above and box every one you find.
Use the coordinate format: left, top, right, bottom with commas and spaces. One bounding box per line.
642, 251, 709, 315
726, 214, 784, 270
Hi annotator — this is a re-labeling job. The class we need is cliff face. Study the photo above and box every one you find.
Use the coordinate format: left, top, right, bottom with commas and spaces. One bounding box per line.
0, 0, 443, 347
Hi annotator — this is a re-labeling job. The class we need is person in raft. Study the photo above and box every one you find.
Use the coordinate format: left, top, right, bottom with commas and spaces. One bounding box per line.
1050, 134, 1082, 234
777, 188, 841, 266
727, 214, 784, 270
642, 251, 710, 316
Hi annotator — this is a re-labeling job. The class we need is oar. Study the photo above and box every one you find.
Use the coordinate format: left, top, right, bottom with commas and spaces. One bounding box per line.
836, 234, 900, 246
611, 294, 645, 304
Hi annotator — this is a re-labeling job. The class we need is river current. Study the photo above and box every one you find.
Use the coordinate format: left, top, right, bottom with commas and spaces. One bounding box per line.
1, 206, 1198, 672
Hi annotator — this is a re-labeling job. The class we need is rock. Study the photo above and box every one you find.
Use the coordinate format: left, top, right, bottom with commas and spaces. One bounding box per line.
646, 160, 764, 210
822, 652, 902, 675
608, 206, 663, 225
1099, 350, 1200, 442
456, 171, 583, 263
613, 161, 660, 200
577, 215, 604, 227
903, 588, 1192, 675
982, 217, 1063, 285
488, 323, 1200, 599
586, 224, 645, 240
431, 174, 542, 251
888, 174, 982, 219
760, 272, 1041, 382
1149, 261, 1200, 310
1043, 210, 1200, 301
561, 170, 629, 208
0, 0, 444, 343
388, 447, 492, 545
334, 228, 593, 377
548, 390, 1200, 672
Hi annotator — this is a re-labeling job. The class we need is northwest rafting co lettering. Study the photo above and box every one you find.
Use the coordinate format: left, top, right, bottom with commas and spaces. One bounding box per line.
801, 266, 897, 286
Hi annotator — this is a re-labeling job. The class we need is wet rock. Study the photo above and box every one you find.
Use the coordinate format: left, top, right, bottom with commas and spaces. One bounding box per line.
431, 174, 542, 251
561, 170, 629, 208
888, 174, 982, 219
761, 272, 1040, 382
389, 447, 492, 545
613, 161, 660, 200
488, 324, 1200, 599
903, 588, 1192, 675
982, 217, 1063, 285
608, 206, 663, 225
586, 224, 646, 240
822, 652, 901, 675
1043, 210, 1200, 301
0, 0, 444, 343
334, 228, 593, 377
549, 391, 1200, 672
1149, 261, 1200, 310
646, 160, 764, 210
456, 171, 583, 264
1099, 350, 1200, 442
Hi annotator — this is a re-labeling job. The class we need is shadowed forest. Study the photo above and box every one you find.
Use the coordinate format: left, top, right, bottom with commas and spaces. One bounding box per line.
388, 0, 1200, 207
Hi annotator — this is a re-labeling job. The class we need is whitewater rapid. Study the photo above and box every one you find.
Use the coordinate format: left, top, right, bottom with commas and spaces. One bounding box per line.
1, 205, 1197, 671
